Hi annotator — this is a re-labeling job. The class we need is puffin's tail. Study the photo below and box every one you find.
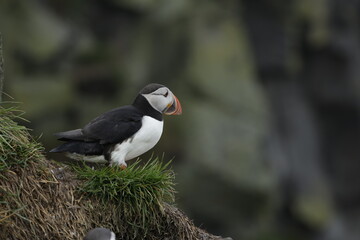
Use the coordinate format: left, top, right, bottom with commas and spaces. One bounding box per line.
49, 141, 104, 155
54, 129, 85, 141
49, 142, 77, 153
50, 128, 103, 155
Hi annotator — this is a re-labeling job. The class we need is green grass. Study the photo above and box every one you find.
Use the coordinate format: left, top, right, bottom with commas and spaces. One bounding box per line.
73, 158, 176, 236
0, 104, 44, 171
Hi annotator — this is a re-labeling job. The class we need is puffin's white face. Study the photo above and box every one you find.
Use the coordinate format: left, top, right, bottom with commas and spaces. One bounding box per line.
142, 87, 182, 115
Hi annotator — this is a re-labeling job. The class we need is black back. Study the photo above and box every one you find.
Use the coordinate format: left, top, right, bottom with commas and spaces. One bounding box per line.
82, 105, 144, 144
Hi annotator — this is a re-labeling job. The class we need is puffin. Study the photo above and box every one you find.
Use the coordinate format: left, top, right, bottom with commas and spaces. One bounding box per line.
84, 228, 115, 240
50, 83, 182, 169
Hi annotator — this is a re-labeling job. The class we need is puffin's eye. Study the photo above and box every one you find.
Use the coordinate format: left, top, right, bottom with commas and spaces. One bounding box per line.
164, 91, 168, 97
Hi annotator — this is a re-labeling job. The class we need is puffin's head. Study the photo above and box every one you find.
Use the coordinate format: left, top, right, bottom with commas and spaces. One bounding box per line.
84, 228, 116, 240
140, 83, 182, 115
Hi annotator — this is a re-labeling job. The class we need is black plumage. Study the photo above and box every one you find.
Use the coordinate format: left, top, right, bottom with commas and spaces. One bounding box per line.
50, 106, 144, 156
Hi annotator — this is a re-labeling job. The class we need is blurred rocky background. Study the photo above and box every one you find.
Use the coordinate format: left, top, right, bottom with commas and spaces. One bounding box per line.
1, 0, 360, 239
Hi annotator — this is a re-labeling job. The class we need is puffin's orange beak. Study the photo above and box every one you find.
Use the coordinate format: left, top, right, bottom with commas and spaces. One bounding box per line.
165, 94, 182, 115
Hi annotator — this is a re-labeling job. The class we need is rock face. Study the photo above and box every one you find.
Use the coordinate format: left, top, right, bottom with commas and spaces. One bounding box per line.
2, 0, 360, 239
242, 1, 360, 240
0, 32, 3, 102
178, 2, 272, 238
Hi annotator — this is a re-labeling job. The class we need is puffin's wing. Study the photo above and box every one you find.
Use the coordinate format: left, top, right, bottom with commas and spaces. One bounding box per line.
82, 105, 143, 145
54, 129, 85, 141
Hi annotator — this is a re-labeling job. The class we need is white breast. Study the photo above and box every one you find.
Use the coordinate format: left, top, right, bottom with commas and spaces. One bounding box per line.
111, 116, 164, 165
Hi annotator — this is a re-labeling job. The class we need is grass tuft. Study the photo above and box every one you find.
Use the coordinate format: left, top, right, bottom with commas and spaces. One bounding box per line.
73, 158, 176, 237
0, 104, 44, 171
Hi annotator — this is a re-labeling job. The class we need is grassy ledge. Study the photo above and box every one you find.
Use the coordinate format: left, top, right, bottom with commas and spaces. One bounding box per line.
74, 159, 175, 204
0, 104, 225, 239
73, 158, 176, 237
0, 104, 44, 171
